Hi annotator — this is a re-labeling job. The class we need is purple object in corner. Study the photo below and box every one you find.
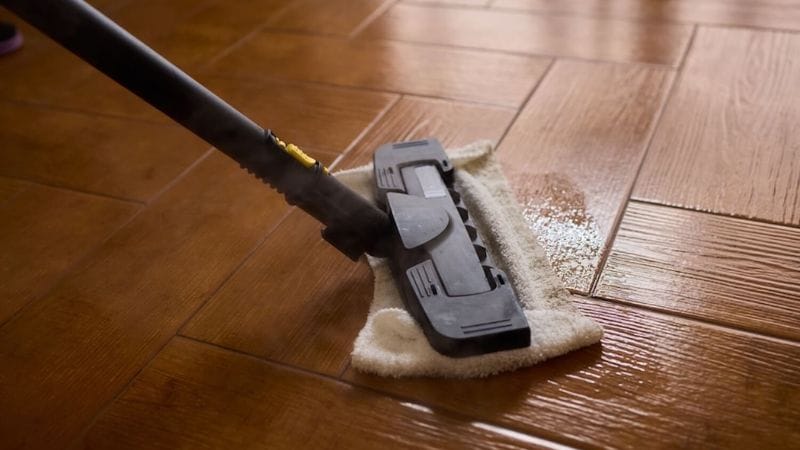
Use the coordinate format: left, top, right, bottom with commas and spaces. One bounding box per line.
0, 22, 23, 55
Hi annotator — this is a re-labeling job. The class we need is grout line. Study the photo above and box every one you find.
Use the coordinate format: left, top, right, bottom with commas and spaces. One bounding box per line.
145, 147, 214, 206
201, 26, 268, 70
348, 21, 684, 69
202, 71, 522, 109
199, 0, 298, 71
359, 35, 685, 68
0, 97, 171, 127
254, 25, 363, 39
400, 0, 800, 36
588, 25, 697, 296
629, 198, 800, 231
486, 4, 800, 36
0, 149, 216, 332
176, 207, 297, 337
178, 334, 347, 387
676, 24, 699, 69
400, 93, 516, 111
582, 294, 800, 348
380, 1, 696, 33
68, 339, 165, 449
0, 173, 146, 205
348, 0, 400, 39
336, 358, 352, 379
494, 58, 556, 149
70, 204, 298, 449
329, 95, 403, 170
202, 24, 680, 70
0, 204, 145, 331
174, 335, 586, 449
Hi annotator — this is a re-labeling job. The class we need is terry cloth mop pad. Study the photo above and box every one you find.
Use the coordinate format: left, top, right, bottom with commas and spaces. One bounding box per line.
335, 141, 604, 378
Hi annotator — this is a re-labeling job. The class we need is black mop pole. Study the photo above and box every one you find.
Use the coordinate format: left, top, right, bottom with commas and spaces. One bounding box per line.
1, 0, 390, 259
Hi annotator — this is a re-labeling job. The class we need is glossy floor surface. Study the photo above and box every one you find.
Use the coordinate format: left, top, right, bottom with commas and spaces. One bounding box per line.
1, 1, 799, 449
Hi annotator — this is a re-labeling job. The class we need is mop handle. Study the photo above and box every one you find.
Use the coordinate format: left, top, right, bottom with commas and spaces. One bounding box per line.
2, 0, 390, 259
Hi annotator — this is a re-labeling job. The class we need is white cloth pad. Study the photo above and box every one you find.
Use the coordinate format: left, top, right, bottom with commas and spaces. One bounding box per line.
334, 141, 603, 378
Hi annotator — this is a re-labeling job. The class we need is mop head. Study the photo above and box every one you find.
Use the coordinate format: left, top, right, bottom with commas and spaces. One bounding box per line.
335, 141, 603, 378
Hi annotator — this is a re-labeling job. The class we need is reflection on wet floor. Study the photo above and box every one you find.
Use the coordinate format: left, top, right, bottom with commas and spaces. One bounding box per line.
513, 173, 603, 293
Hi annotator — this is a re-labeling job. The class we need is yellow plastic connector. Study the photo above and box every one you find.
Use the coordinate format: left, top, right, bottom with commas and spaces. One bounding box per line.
275, 137, 329, 175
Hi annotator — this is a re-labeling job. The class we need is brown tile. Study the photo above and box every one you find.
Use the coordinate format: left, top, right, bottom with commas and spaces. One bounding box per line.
50, 72, 395, 144
634, 27, 800, 225
105, 0, 218, 39
0, 78, 389, 202
208, 32, 550, 107
0, 102, 208, 201
181, 210, 372, 375
409, 0, 490, 5
344, 297, 800, 449
182, 97, 514, 375
270, 0, 393, 36
337, 96, 516, 169
493, 0, 800, 32
361, 3, 692, 65
200, 77, 398, 154
0, 184, 138, 324
0, 0, 214, 110
496, 60, 672, 293
39, 0, 288, 123
596, 201, 800, 340
48, 73, 172, 123
82, 337, 565, 450
0, 178, 29, 204
133, 0, 294, 70
0, 0, 286, 121
0, 152, 293, 449
0, 36, 95, 106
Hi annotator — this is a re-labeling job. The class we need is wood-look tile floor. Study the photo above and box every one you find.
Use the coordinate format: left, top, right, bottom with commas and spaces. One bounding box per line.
1, 1, 798, 449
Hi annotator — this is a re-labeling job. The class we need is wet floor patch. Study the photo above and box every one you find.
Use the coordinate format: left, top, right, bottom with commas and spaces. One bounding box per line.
512, 173, 603, 293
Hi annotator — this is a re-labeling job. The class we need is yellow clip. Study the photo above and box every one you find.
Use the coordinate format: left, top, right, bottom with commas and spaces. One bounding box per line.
275, 137, 329, 175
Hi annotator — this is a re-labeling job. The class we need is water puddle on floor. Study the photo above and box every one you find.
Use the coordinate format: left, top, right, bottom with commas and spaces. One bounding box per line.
512, 173, 603, 292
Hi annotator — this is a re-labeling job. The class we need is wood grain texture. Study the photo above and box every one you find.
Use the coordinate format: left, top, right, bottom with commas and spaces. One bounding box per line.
106, 0, 217, 39
408, 0, 490, 6
130, 0, 293, 70
337, 96, 516, 169
28, 0, 291, 122
0, 0, 213, 109
497, 60, 672, 293
208, 32, 551, 107
634, 27, 800, 225
0, 178, 29, 205
0, 34, 94, 107
596, 201, 800, 340
180, 210, 373, 376
3, 1, 800, 449
200, 77, 397, 154
2, 79, 390, 195
0, 0, 288, 121
82, 337, 565, 450
0, 103, 208, 201
51, 74, 395, 145
0, 185, 138, 324
269, 0, 392, 36
0, 153, 293, 449
361, 3, 692, 65
492, 0, 800, 32
345, 297, 800, 449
